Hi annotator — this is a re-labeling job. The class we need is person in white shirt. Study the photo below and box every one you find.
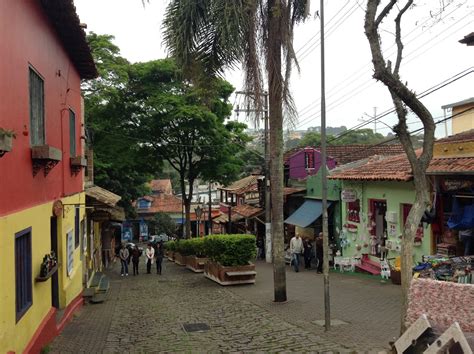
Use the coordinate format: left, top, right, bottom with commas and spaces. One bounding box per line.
145, 243, 155, 274
289, 234, 304, 272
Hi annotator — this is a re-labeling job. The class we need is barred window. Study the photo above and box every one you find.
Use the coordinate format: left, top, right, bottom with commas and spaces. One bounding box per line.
15, 228, 32, 322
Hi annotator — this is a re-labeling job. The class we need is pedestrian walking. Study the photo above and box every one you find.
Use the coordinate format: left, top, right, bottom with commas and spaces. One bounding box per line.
256, 236, 265, 260
303, 237, 313, 269
145, 243, 155, 274
289, 233, 304, 272
131, 245, 141, 276
315, 233, 324, 274
155, 241, 164, 275
119, 244, 129, 277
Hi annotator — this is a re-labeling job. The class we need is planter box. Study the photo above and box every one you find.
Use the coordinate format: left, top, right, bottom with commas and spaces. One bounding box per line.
174, 252, 186, 266
165, 250, 175, 261
204, 261, 256, 286
185, 255, 208, 273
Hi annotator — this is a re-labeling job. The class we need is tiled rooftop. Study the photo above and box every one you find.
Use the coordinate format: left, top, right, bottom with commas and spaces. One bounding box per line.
284, 144, 405, 165
220, 175, 262, 194
148, 179, 173, 194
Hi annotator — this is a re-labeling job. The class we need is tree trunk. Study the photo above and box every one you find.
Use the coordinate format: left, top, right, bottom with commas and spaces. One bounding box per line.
364, 0, 436, 334
184, 198, 191, 239
268, 0, 287, 302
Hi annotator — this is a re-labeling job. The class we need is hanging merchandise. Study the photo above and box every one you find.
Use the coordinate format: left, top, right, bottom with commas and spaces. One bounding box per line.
448, 198, 474, 229
421, 192, 437, 224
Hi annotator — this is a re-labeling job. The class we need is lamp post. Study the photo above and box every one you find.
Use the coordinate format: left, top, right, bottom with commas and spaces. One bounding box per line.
195, 205, 203, 237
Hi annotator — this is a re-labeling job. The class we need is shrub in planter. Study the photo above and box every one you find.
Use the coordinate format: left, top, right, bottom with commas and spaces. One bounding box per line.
203, 234, 256, 266
184, 238, 207, 273
203, 234, 257, 285
173, 240, 187, 265
164, 240, 176, 260
187, 238, 206, 257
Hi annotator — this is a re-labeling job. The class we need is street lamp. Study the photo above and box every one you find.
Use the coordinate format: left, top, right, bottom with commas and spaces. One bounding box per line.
195, 205, 203, 237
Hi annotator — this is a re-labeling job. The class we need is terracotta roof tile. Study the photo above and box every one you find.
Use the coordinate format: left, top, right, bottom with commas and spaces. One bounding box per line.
284, 144, 405, 166
233, 204, 263, 218
427, 157, 474, 174
221, 175, 262, 194
148, 179, 172, 194
137, 194, 183, 214
435, 129, 474, 144
328, 153, 414, 181
326, 144, 405, 165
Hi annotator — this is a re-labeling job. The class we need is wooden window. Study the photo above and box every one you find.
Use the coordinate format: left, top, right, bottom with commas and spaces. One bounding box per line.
401, 203, 424, 240
305, 151, 315, 169
29, 68, 45, 146
69, 109, 76, 157
75, 206, 80, 248
15, 228, 32, 322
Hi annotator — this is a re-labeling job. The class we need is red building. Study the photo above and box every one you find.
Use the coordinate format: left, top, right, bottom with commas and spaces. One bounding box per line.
0, 1, 96, 352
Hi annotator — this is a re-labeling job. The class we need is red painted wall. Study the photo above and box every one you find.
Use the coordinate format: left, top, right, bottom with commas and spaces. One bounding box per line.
0, 0, 84, 216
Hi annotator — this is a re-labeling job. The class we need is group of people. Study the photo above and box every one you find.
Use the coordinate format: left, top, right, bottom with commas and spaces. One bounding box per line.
118, 242, 164, 277
289, 233, 324, 273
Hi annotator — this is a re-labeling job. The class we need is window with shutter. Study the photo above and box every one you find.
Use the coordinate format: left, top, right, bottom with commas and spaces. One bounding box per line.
69, 109, 76, 157
15, 228, 32, 322
29, 68, 45, 146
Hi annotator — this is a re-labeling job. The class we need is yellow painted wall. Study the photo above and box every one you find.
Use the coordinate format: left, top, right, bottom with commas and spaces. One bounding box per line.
452, 104, 474, 134
0, 193, 85, 353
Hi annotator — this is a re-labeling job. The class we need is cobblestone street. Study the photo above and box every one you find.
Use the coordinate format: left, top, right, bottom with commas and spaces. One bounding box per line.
49, 258, 401, 353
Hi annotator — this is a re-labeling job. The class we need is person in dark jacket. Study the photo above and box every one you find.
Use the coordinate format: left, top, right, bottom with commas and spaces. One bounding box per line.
131, 245, 141, 276
315, 233, 324, 273
155, 241, 164, 275
303, 237, 313, 269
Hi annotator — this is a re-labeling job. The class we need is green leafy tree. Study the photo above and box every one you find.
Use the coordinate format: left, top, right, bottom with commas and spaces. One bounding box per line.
333, 128, 386, 145
83, 33, 154, 216
163, 0, 310, 303
150, 213, 178, 237
125, 59, 249, 238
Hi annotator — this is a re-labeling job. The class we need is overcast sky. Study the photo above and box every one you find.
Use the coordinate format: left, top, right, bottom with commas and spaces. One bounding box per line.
74, 0, 473, 137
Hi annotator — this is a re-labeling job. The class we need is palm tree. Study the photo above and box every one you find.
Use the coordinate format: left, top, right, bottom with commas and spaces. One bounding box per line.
163, 0, 309, 302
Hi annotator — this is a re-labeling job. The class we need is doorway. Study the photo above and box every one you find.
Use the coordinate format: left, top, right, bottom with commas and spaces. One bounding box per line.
50, 216, 60, 309
369, 199, 387, 257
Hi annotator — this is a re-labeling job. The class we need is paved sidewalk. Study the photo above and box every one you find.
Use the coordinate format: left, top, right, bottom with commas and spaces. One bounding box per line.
49, 258, 400, 353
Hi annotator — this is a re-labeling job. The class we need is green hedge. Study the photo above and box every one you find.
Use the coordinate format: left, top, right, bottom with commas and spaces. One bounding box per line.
173, 238, 206, 257
164, 240, 177, 252
203, 234, 256, 266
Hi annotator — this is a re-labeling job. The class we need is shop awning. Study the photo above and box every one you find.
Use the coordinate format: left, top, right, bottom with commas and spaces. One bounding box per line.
284, 200, 332, 228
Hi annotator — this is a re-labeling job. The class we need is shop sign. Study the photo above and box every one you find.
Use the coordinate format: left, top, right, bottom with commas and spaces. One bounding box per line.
341, 189, 356, 202
442, 178, 473, 191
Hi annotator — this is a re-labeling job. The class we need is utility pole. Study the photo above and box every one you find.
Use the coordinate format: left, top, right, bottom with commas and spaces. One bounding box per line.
235, 90, 272, 263
320, 0, 331, 332
373, 107, 377, 134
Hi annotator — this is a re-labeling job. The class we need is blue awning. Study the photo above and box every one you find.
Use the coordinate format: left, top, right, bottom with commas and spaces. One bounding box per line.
284, 200, 332, 228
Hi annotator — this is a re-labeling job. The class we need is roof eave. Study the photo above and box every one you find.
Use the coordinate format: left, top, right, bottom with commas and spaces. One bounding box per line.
40, 0, 98, 80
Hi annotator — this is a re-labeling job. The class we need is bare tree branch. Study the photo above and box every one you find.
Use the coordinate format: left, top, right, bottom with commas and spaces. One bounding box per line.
376, 0, 397, 26
393, 0, 413, 76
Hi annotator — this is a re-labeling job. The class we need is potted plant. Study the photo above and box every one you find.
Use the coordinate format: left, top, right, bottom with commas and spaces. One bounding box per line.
164, 240, 176, 261
0, 128, 16, 156
203, 234, 257, 286
173, 240, 187, 266
184, 238, 208, 273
